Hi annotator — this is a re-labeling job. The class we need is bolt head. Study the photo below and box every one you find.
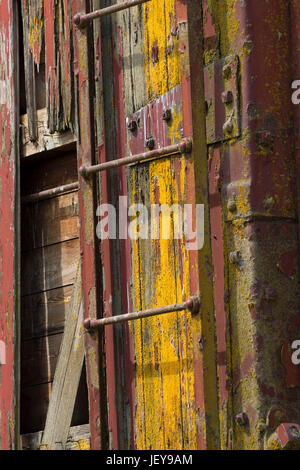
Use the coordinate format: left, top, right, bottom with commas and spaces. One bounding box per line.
79, 166, 87, 178
162, 108, 172, 121
257, 131, 274, 149
187, 296, 201, 315
227, 199, 237, 212
73, 14, 81, 26
222, 64, 232, 80
127, 120, 137, 132
145, 138, 155, 150
223, 119, 234, 135
222, 90, 234, 104
263, 196, 275, 210
235, 412, 248, 426
83, 319, 91, 331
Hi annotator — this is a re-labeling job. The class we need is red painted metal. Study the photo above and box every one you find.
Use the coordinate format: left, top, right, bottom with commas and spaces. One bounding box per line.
128, 85, 184, 155
204, 55, 240, 144
208, 145, 228, 444
83, 297, 200, 330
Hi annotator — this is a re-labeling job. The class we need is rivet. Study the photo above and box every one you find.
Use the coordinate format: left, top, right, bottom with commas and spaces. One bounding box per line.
257, 131, 274, 148
227, 199, 237, 212
263, 196, 275, 210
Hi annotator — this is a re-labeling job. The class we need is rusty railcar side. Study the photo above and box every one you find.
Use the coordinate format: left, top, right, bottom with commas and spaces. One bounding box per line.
1, 0, 300, 451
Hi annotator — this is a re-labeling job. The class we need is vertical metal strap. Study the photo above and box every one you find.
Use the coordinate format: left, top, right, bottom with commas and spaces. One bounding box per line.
73, 0, 108, 450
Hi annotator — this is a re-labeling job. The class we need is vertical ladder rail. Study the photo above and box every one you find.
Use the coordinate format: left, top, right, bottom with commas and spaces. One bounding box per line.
73, 0, 108, 450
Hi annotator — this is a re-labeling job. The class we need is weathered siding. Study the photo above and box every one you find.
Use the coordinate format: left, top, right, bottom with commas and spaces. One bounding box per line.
87, 0, 218, 450
204, 0, 300, 449
0, 0, 20, 450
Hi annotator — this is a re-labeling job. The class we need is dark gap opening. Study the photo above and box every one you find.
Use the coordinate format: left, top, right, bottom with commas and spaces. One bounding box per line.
20, 144, 89, 436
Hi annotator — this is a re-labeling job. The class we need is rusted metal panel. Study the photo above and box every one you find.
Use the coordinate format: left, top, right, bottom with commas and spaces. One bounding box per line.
0, 0, 20, 450
1, 0, 299, 451
204, 0, 300, 450
204, 55, 241, 144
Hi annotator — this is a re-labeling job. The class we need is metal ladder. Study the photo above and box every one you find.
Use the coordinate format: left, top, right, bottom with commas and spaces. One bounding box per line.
73, 0, 200, 450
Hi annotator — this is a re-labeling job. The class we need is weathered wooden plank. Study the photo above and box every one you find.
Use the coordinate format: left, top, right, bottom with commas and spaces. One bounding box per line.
124, 0, 198, 450
21, 424, 90, 450
21, 149, 78, 196
45, 0, 74, 133
21, 238, 80, 296
21, 285, 72, 341
21, 333, 62, 386
41, 263, 85, 450
116, 0, 147, 117
21, 108, 76, 157
21, 1, 38, 141
22, 191, 79, 251
21, 368, 89, 435
65, 424, 90, 450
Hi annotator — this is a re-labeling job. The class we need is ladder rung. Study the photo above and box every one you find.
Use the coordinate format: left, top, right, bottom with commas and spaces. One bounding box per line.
74, 0, 151, 28
21, 182, 79, 204
83, 296, 200, 331
80, 137, 193, 178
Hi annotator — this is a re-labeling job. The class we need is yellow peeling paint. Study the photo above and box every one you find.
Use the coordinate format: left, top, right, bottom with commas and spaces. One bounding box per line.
132, 158, 197, 450
207, 0, 240, 56
129, 1, 197, 449
144, 0, 181, 101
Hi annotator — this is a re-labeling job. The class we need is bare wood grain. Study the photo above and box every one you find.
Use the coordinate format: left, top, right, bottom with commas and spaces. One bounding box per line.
21, 238, 80, 296
40, 262, 86, 450
22, 192, 79, 251
21, 285, 72, 340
